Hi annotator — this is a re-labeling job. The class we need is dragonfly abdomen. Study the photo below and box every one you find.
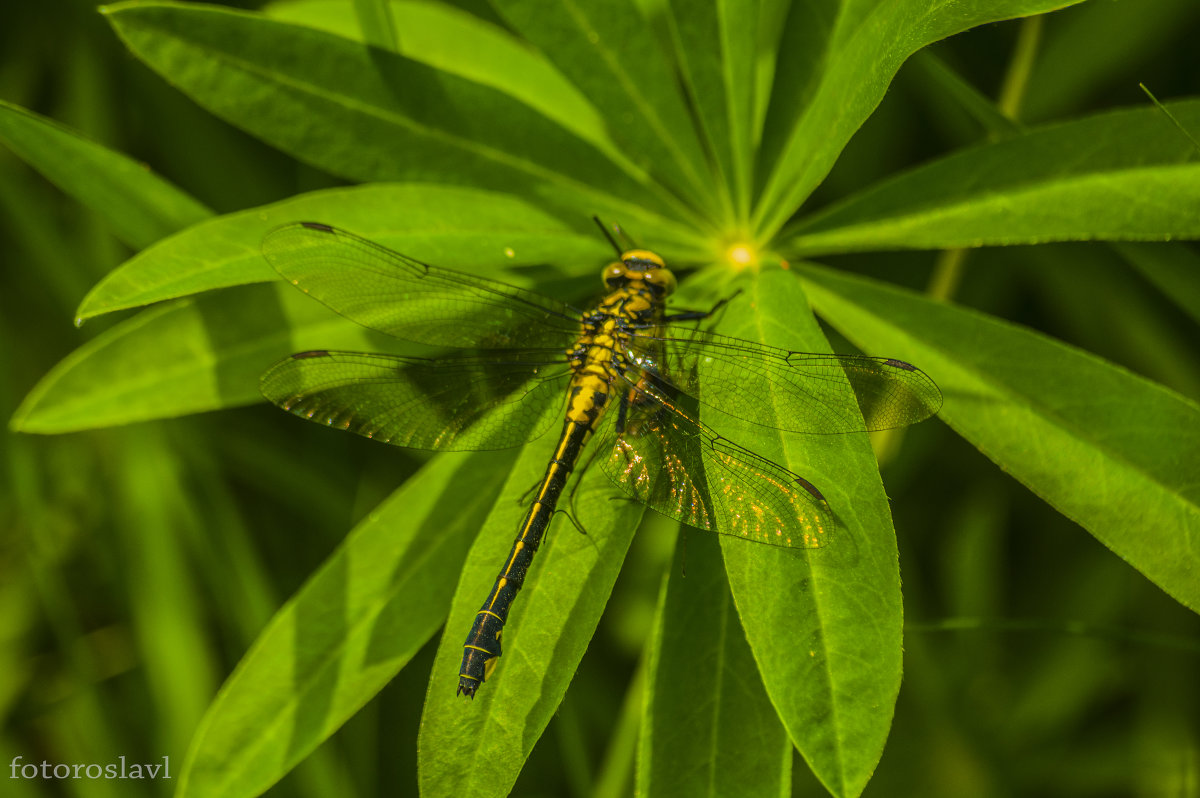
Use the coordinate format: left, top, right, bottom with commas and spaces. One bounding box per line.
457, 399, 606, 697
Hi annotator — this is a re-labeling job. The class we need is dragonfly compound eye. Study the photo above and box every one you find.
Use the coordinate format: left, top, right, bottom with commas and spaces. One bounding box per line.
642, 267, 677, 296
620, 249, 665, 268
602, 263, 628, 287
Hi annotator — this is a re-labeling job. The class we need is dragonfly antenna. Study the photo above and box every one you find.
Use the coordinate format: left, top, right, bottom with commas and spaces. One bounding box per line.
614, 222, 639, 250
593, 216, 623, 257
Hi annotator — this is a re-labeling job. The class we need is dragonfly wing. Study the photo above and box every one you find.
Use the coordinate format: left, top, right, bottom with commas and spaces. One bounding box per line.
263, 223, 581, 349
836, 355, 943, 430
595, 379, 833, 549
260, 350, 567, 451
635, 329, 942, 434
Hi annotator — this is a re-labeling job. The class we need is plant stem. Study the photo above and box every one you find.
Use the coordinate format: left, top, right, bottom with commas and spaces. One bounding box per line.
997, 15, 1044, 122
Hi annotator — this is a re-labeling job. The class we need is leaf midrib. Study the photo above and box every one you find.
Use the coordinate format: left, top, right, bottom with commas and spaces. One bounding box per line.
791, 162, 1200, 245
559, 0, 712, 202
747, 277, 846, 790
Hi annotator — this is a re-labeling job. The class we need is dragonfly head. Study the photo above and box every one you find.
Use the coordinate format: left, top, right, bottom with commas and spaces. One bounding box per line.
602, 250, 677, 296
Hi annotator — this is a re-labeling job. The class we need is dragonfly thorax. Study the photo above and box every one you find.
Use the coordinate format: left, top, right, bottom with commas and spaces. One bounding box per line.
601, 249, 676, 296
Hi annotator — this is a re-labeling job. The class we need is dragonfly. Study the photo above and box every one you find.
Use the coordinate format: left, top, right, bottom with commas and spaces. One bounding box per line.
259, 220, 942, 698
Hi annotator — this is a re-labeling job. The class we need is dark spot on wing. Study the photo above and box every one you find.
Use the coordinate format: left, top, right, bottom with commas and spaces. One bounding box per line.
795, 476, 826, 503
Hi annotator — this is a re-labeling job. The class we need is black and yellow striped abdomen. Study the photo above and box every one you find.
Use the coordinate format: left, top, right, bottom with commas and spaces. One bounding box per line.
457, 282, 661, 697
455, 412, 597, 696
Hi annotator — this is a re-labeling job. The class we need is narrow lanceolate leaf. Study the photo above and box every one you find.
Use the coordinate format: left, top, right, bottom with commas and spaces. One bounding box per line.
784, 102, 1200, 256
350, 0, 397, 50
800, 264, 1200, 615
666, 0, 761, 225
418, 428, 644, 798
753, 0, 1090, 240
706, 269, 904, 798
488, 0, 719, 226
638, 528, 790, 797
0, 98, 211, 249
265, 0, 630, 175
101, 2, 688, 233
11, 284, 389, 433
76, 184, 610, 321
178, 450, 514, 798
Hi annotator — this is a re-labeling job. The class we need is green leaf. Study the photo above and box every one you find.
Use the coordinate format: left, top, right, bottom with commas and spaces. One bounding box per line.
101, 1, 691, 235
488, 0, 718, 225
0, 98, 212, 249
418, 430, 644, 798
784, 102, 1200, 255
638, 527, 790, 796
350, 0, 397, 50
753, 0, 838, 205
665, 0, 760, 225
265, 0, 628, 173
178, 450, 515, 798
799, 264, 1200, 615
11, 283, 387, 433
712, 268, 903, 798
76, 184, 613, 321
753, 0, 1090, 239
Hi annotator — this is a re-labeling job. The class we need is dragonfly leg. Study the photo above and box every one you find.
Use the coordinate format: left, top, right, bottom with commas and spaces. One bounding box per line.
564, 445, 603, 535
516, 475, 542, 507
607, 381, 658, 493
662, 288, 743, 323
551, 505, 598, 556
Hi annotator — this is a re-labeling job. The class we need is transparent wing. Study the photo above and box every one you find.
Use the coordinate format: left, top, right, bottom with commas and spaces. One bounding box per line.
263, 223, 582, 349
260, 350, 568, 451
630, 329, 943, 434
596, 378, 833, 549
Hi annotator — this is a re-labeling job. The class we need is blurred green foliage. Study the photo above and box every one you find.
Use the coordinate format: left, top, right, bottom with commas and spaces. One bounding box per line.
2, 1, 1199, 797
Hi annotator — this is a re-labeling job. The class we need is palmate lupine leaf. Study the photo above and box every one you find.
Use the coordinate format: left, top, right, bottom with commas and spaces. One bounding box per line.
17, 1, 1198, 797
